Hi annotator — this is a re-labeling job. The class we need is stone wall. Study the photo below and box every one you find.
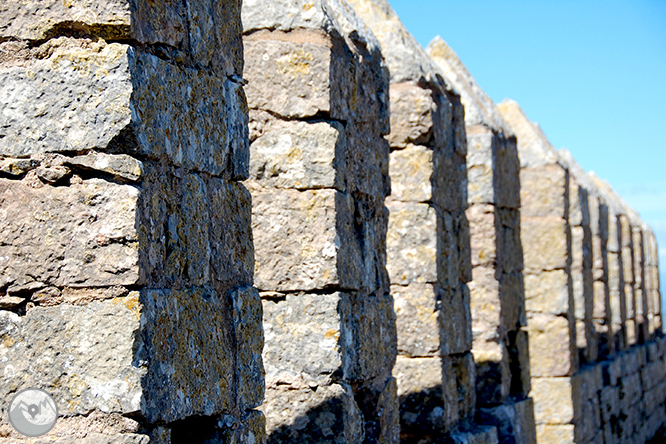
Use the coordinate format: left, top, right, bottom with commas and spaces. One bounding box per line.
0, 1, 263, 443
241, 1, 397, 442
0, 1, 663, 444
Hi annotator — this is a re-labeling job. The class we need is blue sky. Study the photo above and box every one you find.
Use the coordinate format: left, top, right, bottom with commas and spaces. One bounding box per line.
389, 0, 666, 301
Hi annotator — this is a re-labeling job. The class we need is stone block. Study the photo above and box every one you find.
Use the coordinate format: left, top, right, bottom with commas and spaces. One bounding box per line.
468, 163, 495, 205
389, 144, 434, 203
140, 287, 238, 423
469, 266, 501, 342
494, 136, 521, 210
527, 313, 576, 377
249, 120, 342, 190
442, 352, 477, 428
439, 285, 474, 356
499, 272, 526, 331
508, 329, 532, 396
393, 356, 445, 434
496, 207, 523, 275
437, 209, 465, 289
531, 377, 580, 425
536, 425, 574, 444
599, 385, 620, 424
388, 83, 436, 149
392, 284, 439, 357
260, 383, 364, 443
524, 270, 570, 316
0, 177, 139, 293
519, 165, 567, 218
0, 0, 242, 75
0, 41, 247, 177
262, 293, 347, 387
478, 397, 537, 444
521, 216, 569, 273
467, 204, 497, 268
472, 340, 511, 405
386, 201, 437, 285
137, 167, 253, 291
0, 298, 143, 416
243, 31, 389, 130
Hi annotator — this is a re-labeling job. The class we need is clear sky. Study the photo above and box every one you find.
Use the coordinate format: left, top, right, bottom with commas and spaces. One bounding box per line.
389, 0, 666, 301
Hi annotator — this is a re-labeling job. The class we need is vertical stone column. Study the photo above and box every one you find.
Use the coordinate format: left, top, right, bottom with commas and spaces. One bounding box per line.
241, 1, 397, 442
632, 223, 649, 343
0, 1, 263, 443
497, 100, 579, 444
346, 3, 501, 442
589, 194, 614, 357
428, 39, 535, 444
558, 149, 598, 363
644, 229, 663, 335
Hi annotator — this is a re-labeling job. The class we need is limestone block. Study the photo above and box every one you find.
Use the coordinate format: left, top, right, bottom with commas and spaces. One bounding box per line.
524, 270, 570, 316
249, 120, 342, 190
521, 216, 568, 273
260, 383, 364, 443
467, 204, 497, 268
0, 0, 242, 75
531, 377, 580, 425
345, 292, 397, 383
0, 41, 248, 177
442, 352, 477, 429
0, 298, 143, 416
140, 287, 237, 423
468, 164, 494, 205
0, 177, 138, 293
137, 167, 253, 291
262, 293, 347, 387
496, 207, 523, 275
469, 266, 501, 342
439, 285, 473, 355
527, 313, 576, 377
472, 340, 511, 405
388, 83, 436, 148
243, 31, 389, 130
499, 272, 526, 331
389, 144, 434, 203
231, 286, 265, 411
250, 187, 338, 291
536, 425, 574, 444
478, 398, 537, 444
519, 165, 567, 218
392, 284, 439, 357
386, 201, 437, 285
393, 356, 445, 434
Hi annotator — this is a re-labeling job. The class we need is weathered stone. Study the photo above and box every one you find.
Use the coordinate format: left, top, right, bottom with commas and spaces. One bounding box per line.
527, 313, 576, 377
393, 356, 445, 435
386, 201, 437, 285
0, 177, 138, 293
0, 0, 242, 76
0, 40, 248, 178
262, 293, 348, 387
531, 377, 580, 424
388, 144, 434, 202
442, 352, 477, 429
260, 383, 364, 443
478, 398, 537, 444
392, 284, 439, 357
439, 284, 474, 356
467, 204, 497, 268
387, 85, 436, 148
536, 424, 574, 444
469, 266, 501, 341
64, 152, 144, 182
249, 120, 342, 190
521, 216, 568, 273
450, 425, 500, 444
473, 340, 511, 405
524, 270, 571, 316
0, 297, 143, 416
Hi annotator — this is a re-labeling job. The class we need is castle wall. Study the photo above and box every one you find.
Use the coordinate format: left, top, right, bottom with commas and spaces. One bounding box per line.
0, 1, 263, 442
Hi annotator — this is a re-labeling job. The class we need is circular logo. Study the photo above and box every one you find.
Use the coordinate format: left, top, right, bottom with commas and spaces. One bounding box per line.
8, 388, 58, 437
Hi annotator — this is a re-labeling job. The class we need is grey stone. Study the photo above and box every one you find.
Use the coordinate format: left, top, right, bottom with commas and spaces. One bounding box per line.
0, 298, 144, 416
0, 177, 139, 293
392, 283, 440, 357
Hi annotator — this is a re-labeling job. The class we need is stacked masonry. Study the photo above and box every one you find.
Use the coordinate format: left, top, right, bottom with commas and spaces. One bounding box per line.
346, 1, 499, 443
427, 39, 536, 444
241, 0, 398, 442
0, 1, 263, 443
498, 100, 666, 444
496, 101, 580, 443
